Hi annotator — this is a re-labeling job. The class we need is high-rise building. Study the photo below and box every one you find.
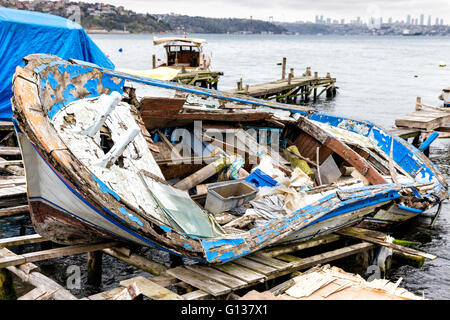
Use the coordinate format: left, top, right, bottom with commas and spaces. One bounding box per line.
435, 17, 439, 25
326, 18, 331, 24
315, 15, 319, 23
440, 18, 444, 25
427, 15, 431, 26
356, 16, 361, 24
340, 18, 345, 24
420, 14, 424, 25
407, 14, 411, 25
388, 17, 393, 24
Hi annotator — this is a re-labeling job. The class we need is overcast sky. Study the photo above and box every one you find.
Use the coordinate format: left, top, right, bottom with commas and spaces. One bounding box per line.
80, 0, 450, 23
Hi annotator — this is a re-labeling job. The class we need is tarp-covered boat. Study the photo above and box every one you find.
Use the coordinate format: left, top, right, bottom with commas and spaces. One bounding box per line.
0, 7, 114, 121
12, 54, 448, 263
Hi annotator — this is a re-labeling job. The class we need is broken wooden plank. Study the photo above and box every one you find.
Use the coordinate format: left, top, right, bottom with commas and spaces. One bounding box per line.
167, 266, 231, 296
185, 264, 248, 290
120, 276, 183, 300
298, 118, 387, 185
213, 262, 267, 284
336, 227, 436, 260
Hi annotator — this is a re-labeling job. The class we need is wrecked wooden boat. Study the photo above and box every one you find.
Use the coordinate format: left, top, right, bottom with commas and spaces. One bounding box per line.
12, 54, 448, 263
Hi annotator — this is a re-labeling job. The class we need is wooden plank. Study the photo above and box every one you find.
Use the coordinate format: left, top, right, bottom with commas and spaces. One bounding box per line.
120, 276, 183, 300
103, 247, 168, 276
182, 290, 211, 300
185, 264, 248, 290
0, 234, 46, 248
213, 262, 267, 284
88, 287, 126, 300
395, 110, 450, 131
0, 242, 119, 268
167, 266, 231, 296
0, 147, 21, 157
261, 234, 341, 258
289, 242, 376, 270
246, 252, 293, 271
0, 248, 77, 300
336, 227, 436, 260
233, 257, 278, 275
298, 118, 387, 185
0, 205, 29, 218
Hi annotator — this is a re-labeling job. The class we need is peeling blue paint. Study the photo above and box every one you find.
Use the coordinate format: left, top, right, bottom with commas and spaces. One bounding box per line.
47, 72, 59, 90
119, 207, 143, 227
90, 173, 120, 201
201, 238, 251, 263
160, 225, 172, 233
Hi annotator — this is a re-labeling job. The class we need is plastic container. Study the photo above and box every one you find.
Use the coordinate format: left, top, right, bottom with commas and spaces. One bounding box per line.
205, 180, 258, 214
245, 169, 278, 188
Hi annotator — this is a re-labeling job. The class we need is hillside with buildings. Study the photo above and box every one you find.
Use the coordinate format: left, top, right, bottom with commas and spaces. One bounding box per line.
0, 0, 287, 34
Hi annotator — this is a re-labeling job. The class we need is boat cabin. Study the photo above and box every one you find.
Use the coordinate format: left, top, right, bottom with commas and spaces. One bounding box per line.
153, 37, 210, 71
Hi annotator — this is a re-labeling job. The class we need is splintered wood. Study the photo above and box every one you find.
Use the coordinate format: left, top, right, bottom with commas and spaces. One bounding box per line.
240, 265, 422, 300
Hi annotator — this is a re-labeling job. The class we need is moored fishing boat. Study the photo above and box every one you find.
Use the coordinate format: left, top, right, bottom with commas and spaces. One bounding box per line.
118, 36, 223, 89
12, 55, 448, 263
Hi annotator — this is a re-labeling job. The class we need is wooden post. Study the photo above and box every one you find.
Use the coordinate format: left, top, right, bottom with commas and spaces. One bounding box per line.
245, 84, 249, 93
290, 68, 294, 78
314, 71, 318, 79
416, 97, 422, 111
287, 72, 293, 86
281, 57, 286, 80
152, 54, 156, 69
87, 251, 103, 287
306, 67, 311, 76
313, 88, 317, 102
0, 269, 16, 300
326, 72, 331, 78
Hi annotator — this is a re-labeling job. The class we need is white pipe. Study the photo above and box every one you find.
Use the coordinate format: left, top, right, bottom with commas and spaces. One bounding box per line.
97, 128, 140, 168
83, 91, 122, 137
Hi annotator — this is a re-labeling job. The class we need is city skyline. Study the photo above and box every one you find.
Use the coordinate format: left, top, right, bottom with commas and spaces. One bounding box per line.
77, 0, 450, 24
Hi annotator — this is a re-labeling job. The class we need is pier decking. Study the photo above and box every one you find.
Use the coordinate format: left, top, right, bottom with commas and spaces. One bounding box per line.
394, 97, 450, 135
226, 60, 337, 103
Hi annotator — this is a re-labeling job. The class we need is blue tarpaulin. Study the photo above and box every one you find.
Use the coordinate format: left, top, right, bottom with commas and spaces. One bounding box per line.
0, 7, 114, 120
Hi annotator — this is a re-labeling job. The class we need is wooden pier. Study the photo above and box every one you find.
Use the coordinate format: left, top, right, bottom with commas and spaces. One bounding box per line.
0, 226, 432, 300
394, 97, 450, 139
226, 59, 337, 104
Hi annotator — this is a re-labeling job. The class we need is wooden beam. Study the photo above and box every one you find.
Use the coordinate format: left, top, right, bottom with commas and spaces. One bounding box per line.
336, 227, 436, 260
0, 205, 29, 218
0, 248, 77, 300
298, 118, 387, 185
120, 276, 183, 300
102, 247, 168, 276
0, 242, 119, 268
0, 234, 46, 248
